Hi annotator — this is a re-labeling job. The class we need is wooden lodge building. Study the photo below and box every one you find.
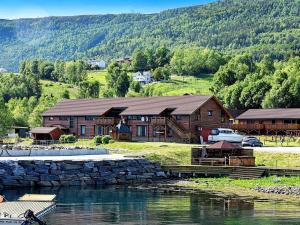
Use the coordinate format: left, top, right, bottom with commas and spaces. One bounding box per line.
42, 95, 232, 143
232, 109, 300, 135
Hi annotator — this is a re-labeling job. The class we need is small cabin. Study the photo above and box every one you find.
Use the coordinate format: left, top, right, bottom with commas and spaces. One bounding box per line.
31, 127, 64, 141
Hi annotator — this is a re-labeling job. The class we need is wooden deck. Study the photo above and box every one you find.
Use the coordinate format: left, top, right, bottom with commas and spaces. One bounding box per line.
0, 194, 56, 223
231, 123, 300, 135
96, 117, 117, 125
162, 165, 300, 179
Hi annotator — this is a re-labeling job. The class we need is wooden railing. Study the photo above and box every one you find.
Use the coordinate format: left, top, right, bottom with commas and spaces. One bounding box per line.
151, 117, 166, 125
265, 124, 300, 130
231, 123, 300, 131
231, 124, 264, 130
96, 117, 118, 125
166, 118, 190, 139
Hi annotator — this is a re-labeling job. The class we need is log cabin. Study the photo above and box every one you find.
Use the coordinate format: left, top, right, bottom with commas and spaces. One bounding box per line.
42, 95, 232, 143
232, 108, 300, 135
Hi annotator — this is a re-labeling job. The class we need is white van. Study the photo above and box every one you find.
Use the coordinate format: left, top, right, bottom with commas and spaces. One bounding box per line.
208, 128, 244, 143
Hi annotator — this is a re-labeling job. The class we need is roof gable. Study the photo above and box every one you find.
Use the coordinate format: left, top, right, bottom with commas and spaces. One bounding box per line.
42, 95, 226, 117
237, 109, 300, 120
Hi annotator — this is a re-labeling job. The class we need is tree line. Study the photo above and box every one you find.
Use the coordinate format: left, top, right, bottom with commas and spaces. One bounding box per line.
211, 54, 300, 109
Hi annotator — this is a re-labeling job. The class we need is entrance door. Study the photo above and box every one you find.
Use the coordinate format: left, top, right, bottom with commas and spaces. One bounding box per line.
80, 125, 86, 137
200, 128, 211, 142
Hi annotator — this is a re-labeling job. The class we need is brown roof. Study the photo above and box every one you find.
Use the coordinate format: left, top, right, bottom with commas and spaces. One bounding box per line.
237, 109, 300, 120
43, 95, 229, 117
31, 127, 59, 134
207, 141, 240, 150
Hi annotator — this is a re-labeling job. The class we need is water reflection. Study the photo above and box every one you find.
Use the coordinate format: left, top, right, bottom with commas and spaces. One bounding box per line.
3, 186, 300, 225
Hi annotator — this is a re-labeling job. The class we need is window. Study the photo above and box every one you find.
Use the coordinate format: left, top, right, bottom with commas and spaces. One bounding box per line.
59, 116, 68, 121
70, 116, 75, 128
49, 117, 54, 121
137, 125, 147, 137
80, 125, 86, 136
208, 110, 213, 116
221, 111, 225, 123
272, 120, 276, 124
85, 116, 95, 121
176, 115, 182, 120
97, 126, 104, 135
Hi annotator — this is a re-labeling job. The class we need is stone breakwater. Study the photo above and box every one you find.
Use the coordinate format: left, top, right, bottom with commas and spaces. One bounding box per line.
254, 186, 300, 195
0, 158, 167, 188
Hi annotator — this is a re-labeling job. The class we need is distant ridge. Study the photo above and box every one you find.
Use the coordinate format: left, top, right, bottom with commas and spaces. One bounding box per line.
0, 0, 299, 71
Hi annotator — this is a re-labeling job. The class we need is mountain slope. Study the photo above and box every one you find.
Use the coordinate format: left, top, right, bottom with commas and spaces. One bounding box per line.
0, 0, 299, 71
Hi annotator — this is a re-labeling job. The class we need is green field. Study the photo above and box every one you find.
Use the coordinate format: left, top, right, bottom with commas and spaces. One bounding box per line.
87, 70, 213, 96
142, 74, 213, 96
87, 70, 108, 85
40, 80, 79, 99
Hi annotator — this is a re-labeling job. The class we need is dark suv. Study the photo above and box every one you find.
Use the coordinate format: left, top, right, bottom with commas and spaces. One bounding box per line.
242, 136, 263, 147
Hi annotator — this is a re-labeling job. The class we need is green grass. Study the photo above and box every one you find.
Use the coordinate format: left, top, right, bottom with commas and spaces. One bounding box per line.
170, 176, 300, 201
143, 74, 213, 96
87, 70, 107, 86
255, 152, 300, 168
49, 139, 300, 168
190, 176, 300, 189
41, 80, 79, 99
258, 135, 300, 147
56, 139, 193, 165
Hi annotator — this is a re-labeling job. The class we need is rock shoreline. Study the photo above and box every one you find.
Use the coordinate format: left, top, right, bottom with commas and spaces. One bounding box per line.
254, 186, 300, 196
0, 158, 167, 188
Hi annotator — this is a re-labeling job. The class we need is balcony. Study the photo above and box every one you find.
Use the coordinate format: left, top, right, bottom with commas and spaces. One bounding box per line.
231, 123, 300, 131
265, 124, 300, 130
231, 124, 264, 130
151, 117, 166, 126
96, 117, 118, 125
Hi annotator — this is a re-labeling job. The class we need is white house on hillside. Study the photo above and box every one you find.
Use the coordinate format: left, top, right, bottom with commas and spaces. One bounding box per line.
133, 71, 153, 85
87, 60, 106, 69
0, 68, 8, 73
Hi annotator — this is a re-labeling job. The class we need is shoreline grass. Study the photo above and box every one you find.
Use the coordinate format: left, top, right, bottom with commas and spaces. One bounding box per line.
174, 176, 300, 201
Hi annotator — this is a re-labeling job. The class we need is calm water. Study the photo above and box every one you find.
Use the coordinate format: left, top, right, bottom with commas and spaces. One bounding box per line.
3, 186, 300, 225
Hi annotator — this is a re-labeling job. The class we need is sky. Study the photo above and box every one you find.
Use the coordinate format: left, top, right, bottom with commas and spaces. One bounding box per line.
0, 0, 216, 19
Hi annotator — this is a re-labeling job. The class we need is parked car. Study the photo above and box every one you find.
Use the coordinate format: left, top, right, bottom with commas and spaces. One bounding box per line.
208, 128, 244, 143
242, 136, 263, 147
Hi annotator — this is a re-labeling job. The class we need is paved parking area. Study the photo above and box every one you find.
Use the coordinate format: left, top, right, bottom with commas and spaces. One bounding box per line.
0, 154, 133, 161
253, 147, 300, 153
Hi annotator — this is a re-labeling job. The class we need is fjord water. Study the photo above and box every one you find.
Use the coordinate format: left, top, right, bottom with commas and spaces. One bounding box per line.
3, 187, 300, 225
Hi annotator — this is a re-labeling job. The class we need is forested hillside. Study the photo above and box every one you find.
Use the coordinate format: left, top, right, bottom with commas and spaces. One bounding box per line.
0, 0, 299, 71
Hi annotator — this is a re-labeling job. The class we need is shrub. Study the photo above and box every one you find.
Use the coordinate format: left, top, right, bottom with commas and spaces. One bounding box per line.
94, 135, 103, 145
102, 135, 112, 144
109, 139, 115, 144
59, 134, 76, 143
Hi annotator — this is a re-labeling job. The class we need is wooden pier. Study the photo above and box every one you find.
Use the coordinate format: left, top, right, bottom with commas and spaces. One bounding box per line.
0, 194, 56, 225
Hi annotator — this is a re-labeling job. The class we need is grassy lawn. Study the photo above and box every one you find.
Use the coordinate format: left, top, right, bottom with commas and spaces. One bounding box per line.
177, 176, 300, 201
55, 139, 193, 165
255, 152, 300, 168
87, 70, 107, 85
41, 80, 79, 99
258, 135, 300, 147
190, 176, 300, 189
39, 139, 300, 168
143, 74, 213, 96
